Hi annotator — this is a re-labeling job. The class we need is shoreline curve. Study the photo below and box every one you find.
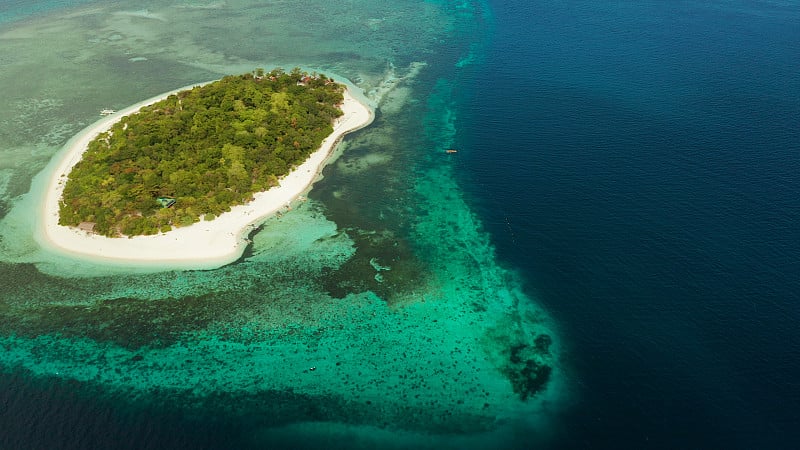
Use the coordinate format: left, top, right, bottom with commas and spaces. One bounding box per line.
37, 82, 373, 269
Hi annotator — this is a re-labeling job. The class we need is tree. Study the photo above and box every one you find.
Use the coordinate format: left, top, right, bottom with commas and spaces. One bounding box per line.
59, 70, 345, 237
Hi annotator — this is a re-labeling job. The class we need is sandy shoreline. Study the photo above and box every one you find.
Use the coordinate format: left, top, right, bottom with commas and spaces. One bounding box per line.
38, 83, 373, 269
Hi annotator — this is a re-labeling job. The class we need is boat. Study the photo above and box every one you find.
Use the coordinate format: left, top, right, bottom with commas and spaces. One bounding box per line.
100, 109, 116, 116
445, 149, 458, 154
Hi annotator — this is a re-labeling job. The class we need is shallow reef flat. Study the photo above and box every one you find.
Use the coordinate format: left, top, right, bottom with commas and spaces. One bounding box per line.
0, 0, 563, 445
0, 80, 561, 442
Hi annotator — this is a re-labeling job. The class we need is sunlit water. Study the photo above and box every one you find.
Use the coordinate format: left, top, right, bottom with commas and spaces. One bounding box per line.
0, 1, 563, 448
6, 1, 796, 448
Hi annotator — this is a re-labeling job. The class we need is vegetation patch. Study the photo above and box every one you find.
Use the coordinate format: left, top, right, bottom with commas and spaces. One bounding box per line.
59, 69, 344, 237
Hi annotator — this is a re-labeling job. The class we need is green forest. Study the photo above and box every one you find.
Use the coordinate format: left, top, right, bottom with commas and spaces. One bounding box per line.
59, 69, 345, 237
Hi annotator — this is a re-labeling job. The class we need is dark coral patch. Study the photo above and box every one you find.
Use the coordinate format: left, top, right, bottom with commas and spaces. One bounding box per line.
503, 342, 552, 400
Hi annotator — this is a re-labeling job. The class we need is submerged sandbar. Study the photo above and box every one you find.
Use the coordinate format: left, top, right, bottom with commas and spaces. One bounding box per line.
38, 79, 373, 269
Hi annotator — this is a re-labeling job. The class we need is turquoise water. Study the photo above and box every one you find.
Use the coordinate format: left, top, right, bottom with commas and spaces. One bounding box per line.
5, 1, 798, 448
0, 1, 562, 448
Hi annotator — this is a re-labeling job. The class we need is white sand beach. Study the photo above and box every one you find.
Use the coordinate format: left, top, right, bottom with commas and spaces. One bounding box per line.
38, 83, 373, 269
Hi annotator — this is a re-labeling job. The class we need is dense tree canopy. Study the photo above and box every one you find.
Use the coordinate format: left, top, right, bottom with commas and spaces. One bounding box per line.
59, 69, 344, 237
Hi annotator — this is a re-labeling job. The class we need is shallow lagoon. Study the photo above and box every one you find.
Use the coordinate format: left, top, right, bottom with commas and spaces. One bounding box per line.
0, 1, 563, 447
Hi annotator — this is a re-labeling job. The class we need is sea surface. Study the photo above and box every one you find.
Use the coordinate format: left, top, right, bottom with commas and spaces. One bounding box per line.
0, 0, 798, 449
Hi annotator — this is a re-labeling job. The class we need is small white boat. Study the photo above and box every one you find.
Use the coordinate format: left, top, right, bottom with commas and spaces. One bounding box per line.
100, 109, 116, 116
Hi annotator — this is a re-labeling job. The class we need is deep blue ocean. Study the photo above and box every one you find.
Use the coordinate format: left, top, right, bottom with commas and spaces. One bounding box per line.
458, 0, 800, 447
1, 0, 799, 449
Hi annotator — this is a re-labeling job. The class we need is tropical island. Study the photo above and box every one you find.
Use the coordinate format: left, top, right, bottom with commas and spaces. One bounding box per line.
38, 69, 373, 267
59, 68, 346, 237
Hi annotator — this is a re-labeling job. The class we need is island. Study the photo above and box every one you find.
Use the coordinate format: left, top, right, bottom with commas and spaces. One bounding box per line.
38, 69, 373, 268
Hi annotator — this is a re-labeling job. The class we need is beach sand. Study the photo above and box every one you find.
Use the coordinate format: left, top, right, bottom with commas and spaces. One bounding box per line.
38, 83, 373, 269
